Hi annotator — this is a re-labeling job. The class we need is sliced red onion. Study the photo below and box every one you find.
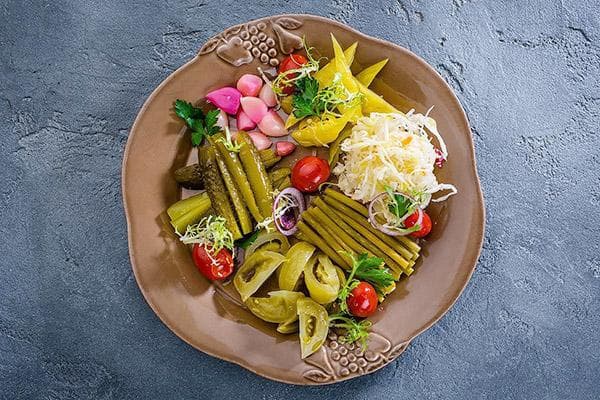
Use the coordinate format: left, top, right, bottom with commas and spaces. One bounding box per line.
434, 148, 446, 168
368, 191, 422, 236
273, 187, 305, 236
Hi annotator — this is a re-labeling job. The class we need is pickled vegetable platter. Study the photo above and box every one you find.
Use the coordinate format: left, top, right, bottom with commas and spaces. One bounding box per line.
123, 14, 485, 384
167, 34, 456, 359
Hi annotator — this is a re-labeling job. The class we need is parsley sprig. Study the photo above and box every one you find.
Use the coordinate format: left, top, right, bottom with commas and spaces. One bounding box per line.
330, 252, 395, 348
174, 99, 221, 146
329, 313, 372, 350
292, 76, 321, 118
292, 73, 362, 119
337, 252, 395, 313
383, 186, 422, 235
386, 187, 412, 219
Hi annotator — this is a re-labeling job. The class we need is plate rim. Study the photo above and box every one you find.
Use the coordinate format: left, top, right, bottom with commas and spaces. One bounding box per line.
121, 13, 486, 385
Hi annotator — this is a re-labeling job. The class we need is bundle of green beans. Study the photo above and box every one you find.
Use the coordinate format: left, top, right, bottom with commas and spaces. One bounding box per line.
296, 189, 421, 280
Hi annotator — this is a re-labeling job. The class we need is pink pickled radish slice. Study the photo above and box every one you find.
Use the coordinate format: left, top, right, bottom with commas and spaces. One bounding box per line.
275, 141, 296, 156
240, 97, 268, 123
206, 87, 242, 115
258, 110, 287, 137
247, 131, 272, 150
259, 84, 277, 107
236, 74, 263, 97
236, 110, 256, 131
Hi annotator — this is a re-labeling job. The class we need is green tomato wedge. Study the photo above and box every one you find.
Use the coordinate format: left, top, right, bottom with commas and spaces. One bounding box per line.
297, 298, 329, 359
278, 241, 316, 291
234, 250, 285, 302
277, 319, 299, 335
304, 254, 340, 305
245, 290, 305, 324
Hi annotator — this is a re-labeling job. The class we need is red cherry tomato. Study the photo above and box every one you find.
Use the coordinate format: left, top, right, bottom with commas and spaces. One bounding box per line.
192, 243, 234, 281
404, 211, 432, 238
278, 53, 308, 95
291, 156, 330, 193
346, 282, 378, 318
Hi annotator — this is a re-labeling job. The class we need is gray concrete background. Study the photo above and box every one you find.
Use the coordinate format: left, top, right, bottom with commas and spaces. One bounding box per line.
1, 0, 598, 399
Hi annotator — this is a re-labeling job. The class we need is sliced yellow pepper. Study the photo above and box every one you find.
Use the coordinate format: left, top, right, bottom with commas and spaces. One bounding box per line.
291, 104, 361, 147
285, 41, 358, 129
329, 34, 358, 93
356, 59, 389, 87
356, 79, 400, 114
314, 41, 357, 87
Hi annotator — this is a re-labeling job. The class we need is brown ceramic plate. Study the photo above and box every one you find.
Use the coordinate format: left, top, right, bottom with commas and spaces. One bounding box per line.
122, 14, 485, 385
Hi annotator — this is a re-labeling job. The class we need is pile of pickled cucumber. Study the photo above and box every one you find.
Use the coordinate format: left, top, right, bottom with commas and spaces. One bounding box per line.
169, 134, 289, 234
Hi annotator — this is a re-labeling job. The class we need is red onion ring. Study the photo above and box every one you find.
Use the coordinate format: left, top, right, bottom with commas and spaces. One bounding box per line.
273, 187, 306, 236
368, 191, 423, 236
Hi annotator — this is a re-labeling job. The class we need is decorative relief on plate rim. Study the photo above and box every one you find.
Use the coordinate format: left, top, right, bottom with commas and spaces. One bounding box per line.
198, 17, 304, 67
303, 331, 410, 383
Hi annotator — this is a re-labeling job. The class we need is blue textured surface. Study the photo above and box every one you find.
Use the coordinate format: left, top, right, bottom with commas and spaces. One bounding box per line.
1, 1, 599, 399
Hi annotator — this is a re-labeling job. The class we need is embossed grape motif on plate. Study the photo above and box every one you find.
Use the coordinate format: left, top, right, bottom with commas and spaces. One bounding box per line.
199, 17, 304, 67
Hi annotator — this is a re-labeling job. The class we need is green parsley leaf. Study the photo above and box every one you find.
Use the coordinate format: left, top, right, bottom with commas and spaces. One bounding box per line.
190, 131, 203, 147
337, 252, 395, 312
385, 186, 415, 219
175, 99, 204, 126
205, 109, 221, 134
292, 76, 320, 118
173, 99, 222, 147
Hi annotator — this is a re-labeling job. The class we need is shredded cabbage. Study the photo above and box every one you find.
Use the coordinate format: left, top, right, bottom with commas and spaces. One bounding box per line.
333, 111, 457, 205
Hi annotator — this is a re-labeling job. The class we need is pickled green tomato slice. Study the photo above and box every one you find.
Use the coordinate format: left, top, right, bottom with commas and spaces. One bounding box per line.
278, 241, 316, 291
234, 250, 285, 302
246, 231, 290, 258
245, 290, 305, 323
297, 298, 329, 359
277, 319, 299, 334
304, 254, 340, 304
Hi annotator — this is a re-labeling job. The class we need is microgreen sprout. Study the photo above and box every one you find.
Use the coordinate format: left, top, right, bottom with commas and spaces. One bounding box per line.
177, 216, 235, 259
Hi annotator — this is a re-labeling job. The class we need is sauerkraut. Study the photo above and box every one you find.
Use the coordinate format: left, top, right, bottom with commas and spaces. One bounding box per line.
333, 111, 457, 205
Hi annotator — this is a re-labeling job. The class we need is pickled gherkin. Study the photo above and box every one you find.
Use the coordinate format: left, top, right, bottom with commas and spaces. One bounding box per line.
278, 242, 316, 291
297, 298, 329, 359
304, 254, 340, 304
234, 250, 285, 302
245, 290, 305, 324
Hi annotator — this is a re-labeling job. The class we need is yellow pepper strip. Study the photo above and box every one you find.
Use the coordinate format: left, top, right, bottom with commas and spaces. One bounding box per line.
314, 42, 357, 88
284, 110, 301, 129
330, 34, 358, 93
356, 59, 389, 87
285, 42, 358, 129
356, 79, 400, 114
291, 104, 361, 147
